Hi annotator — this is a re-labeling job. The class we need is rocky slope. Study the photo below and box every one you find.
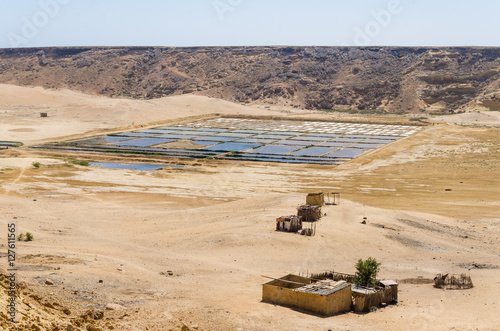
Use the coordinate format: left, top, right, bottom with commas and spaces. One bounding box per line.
0, 268, 114, 330
0, 46, 499, 114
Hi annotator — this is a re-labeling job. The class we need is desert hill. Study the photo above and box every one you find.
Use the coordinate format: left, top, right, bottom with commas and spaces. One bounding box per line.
0, 46, 499, 113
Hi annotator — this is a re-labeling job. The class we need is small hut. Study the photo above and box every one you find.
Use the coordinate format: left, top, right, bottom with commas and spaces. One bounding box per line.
276, 216, 303, 233
262, 274, 352, 316
297, 204, 322, 222
351, 281, 398, 312
379, 280, 399, 302
306, 193, 324, 206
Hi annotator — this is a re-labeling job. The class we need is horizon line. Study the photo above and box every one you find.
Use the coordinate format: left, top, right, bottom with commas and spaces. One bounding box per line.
1, 45, 500, 51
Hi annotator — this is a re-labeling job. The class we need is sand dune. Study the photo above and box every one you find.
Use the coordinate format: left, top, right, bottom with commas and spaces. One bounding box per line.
0, 84, 287, 145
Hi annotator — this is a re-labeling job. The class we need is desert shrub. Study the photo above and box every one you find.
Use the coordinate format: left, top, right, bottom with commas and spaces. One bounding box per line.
410, 117, 427, 122
25, 232, 34, 242
72, 160, 90, 166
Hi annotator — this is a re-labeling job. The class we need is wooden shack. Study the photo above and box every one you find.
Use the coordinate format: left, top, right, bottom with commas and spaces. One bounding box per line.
352, 280, 398, 312
276, 216, 302, 233
379, 280, 399, 301
306, 193, 324, 206
297, 204, 322, 222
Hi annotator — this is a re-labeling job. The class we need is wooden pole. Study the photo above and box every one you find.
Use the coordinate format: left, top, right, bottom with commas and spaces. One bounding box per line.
261, 275, 308, 286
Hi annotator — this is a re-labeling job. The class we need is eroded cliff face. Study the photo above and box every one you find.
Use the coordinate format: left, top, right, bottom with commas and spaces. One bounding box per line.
0, 46, 499, 113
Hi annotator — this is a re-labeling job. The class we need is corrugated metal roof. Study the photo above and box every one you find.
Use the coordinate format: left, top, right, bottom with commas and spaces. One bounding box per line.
294, 280, 350, 295
380, 280, 398, 286
351, 285, 378, 295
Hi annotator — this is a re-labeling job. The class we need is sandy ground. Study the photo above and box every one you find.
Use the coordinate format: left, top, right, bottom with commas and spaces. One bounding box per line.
1, 85, 499, 330
430, 111, 500, 127
0, 84, 301, 145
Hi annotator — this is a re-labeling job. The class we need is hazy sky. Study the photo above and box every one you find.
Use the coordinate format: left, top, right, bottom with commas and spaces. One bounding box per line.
1, 0, 499, 48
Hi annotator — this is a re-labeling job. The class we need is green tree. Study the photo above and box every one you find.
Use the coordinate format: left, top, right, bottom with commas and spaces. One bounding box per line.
17, 233, 25, 241
353, 257, 381, 286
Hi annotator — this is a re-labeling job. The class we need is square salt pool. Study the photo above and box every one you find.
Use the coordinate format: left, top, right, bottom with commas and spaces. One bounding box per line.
111, 138, 176, 147
249, 145, 303, 155
202, 142, 260, 152
325, 148, 366, 158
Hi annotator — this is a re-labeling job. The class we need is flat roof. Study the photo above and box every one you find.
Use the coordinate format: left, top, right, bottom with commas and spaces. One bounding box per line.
294, 280, 350, 296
